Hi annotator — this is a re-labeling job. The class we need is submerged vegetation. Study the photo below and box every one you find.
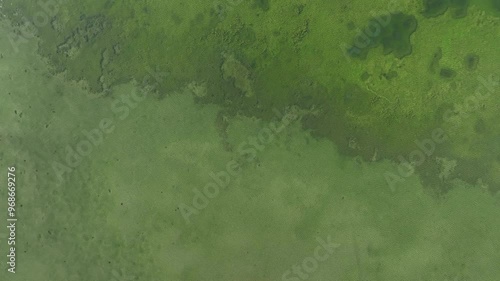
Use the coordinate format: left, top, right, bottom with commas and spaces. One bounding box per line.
348, 13, 418, 59
422, 0, 469, 18
464, 53, 480, 71
1, 0, 500, 279
2, 0, 498, 194
422, 0, 450, 17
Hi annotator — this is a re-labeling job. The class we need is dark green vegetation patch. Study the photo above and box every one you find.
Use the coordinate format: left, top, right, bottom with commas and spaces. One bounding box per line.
439, 67, 457, 78
422, 0, 449, 18
494, 0, 500, 11
348, 13, 418, 59
450, 0, 469, 18
422, 0, 469, 18
464, 53, 479, 71
429, 47, 443, 73
254, 0, 270, 11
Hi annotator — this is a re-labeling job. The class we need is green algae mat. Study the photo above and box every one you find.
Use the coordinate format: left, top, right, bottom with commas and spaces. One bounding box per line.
0, 0, 500, 280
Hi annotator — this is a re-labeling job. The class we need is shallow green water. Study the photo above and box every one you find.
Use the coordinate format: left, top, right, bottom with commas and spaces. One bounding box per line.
0, 0, 499, 280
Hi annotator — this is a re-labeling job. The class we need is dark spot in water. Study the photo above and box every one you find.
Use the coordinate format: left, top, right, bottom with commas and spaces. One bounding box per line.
381, 14, 418, 58
422, 0, 449, 18
493, 0, 500, 11
439, 68, 456, 79
464, 53, 479, 71
348, 13, 418, 59
255, 0, 270, 11
297, 4, 305, 15
383, 71, 398, 80
452, 158, 489, 188
422, 0, 469, 18
450, 0, 469, 18
429, 47, 442, 73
